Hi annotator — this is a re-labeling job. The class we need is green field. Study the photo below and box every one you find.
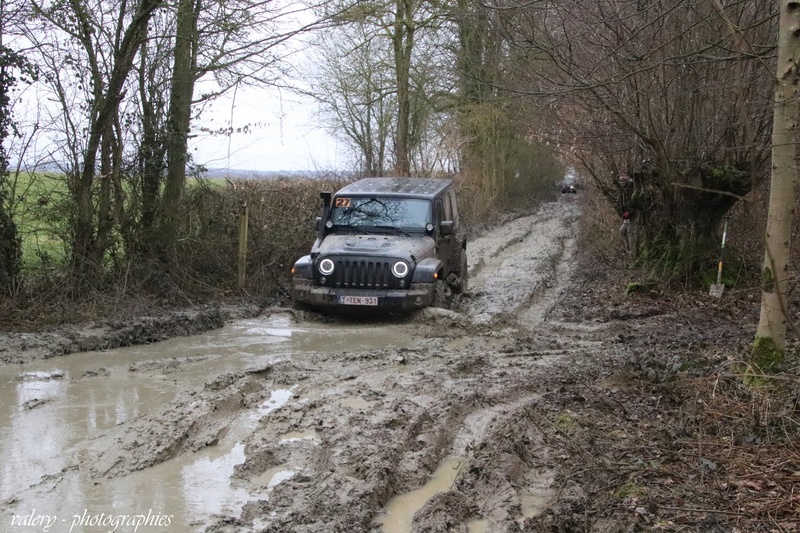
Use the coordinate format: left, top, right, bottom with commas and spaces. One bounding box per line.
4, 171, 70, 269
3, 170, 239, 271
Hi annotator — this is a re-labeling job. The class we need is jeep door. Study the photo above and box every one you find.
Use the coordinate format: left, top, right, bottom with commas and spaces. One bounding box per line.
435, 191, 459, 277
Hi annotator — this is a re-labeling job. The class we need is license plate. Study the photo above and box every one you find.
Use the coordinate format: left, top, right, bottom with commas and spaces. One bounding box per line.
339, 296, 378, 306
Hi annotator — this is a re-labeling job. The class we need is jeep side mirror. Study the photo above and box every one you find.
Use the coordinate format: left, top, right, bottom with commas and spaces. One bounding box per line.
318, 192, 332, 241
315, 216, 321, 232
440, 220, 454, 236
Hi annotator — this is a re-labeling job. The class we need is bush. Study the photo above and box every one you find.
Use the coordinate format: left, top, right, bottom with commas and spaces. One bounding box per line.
174, 177, 349, 296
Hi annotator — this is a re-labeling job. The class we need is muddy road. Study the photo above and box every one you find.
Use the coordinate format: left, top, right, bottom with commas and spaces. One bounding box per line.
1, 196, 594, 533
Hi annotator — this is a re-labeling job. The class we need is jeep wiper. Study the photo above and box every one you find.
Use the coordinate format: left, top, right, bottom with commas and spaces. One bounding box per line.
374, 225, 412, 237
334, 224, 369, 234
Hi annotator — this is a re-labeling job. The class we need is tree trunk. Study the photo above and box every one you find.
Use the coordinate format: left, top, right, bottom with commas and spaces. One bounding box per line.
136, 22, 166, 254
158, 0, 198, 262
752, 0, 800, 370
393, 0, 413, 176
69, 0, 161, 279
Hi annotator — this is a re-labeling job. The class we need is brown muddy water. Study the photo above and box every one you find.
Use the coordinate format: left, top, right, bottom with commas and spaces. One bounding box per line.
0, 313, 411, 533
375, 456, 465, 533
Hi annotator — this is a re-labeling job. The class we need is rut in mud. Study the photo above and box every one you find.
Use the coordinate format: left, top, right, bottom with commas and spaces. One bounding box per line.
2, 197, 592, 533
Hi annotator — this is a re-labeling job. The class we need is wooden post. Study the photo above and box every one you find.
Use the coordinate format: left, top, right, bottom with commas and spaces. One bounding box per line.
237, 202, 248, 288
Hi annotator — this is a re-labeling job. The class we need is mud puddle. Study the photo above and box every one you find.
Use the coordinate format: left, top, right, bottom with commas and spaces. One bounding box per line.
373, 454, 547, 533
0, 313, 412, 532
375, 456, 466, 533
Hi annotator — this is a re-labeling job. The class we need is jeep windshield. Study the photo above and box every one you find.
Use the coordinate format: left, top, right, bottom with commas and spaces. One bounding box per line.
329, 197, 431, 232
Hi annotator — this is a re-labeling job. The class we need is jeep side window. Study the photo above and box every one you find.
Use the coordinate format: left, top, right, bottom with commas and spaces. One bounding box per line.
435, 199, 445, 226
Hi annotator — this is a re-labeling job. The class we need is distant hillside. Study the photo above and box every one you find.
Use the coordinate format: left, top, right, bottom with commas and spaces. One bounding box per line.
202, 168, 353, 180
11, 162, 349, 181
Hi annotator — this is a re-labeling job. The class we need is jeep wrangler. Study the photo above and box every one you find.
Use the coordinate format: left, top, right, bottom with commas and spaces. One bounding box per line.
291, 177, 468, 310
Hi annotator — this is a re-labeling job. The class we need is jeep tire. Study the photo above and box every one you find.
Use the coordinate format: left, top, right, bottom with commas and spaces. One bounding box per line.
448, 250, 468, 294
433, 279, 447, 308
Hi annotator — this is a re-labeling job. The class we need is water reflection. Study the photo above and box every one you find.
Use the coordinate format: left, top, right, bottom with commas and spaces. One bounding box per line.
182, 442, 250, 517
15, 372, 67, 406
258, 388, 295, 416
2, 375, 70, 504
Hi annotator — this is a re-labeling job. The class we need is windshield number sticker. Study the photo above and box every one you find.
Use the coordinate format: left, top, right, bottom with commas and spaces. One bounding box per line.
335, 197, 351, 208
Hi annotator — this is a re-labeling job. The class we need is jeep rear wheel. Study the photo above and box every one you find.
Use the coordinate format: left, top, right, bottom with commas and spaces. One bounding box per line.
449, 251, 468, 294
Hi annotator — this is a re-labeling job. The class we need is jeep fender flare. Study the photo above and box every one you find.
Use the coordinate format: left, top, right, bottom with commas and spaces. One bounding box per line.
292, 255, 314, 279
412, 257, 443, 284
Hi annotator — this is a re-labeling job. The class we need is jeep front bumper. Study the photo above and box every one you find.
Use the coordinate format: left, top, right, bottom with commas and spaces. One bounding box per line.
292, 278, 435, 310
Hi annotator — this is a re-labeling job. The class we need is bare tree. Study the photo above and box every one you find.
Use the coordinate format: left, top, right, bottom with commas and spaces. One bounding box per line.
21, 0, 332, 272
313, 0, 449, 177
450, 0, 514, 205
0, 15, 37, 292
752, 0, 800, 370
157, 0, 197, 260
500, 0, 776, 277
27, 0, 161, 281
134, 10, 170, 251
153, 0, 330, 260
306, 23, 396, 175
391, 0, 416, 175
0, 0, 63, 289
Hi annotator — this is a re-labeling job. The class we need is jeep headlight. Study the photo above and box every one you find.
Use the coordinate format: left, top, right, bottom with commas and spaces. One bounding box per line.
392, 260, 409, 278
318, 258, 335, 276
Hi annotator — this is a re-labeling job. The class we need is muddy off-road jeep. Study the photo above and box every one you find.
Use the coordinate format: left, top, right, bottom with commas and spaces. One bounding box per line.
291, 178, 468, 310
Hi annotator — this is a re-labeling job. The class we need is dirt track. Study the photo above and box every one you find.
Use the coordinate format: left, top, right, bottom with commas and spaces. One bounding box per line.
4, 193, 784, 533
167, 195, 579, 532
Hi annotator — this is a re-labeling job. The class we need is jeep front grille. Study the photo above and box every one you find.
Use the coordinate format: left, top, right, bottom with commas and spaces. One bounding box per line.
332, 260, 393, 289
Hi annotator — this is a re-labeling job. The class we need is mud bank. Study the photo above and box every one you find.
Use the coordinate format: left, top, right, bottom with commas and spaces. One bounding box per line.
0, 305, 262, 365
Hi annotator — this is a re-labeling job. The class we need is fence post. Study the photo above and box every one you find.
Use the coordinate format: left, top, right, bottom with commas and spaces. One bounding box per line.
237, 201, 248, 288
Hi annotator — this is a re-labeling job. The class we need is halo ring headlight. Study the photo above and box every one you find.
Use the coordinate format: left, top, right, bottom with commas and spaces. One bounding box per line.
392, 261, 409, 278
319, 258, 335, 276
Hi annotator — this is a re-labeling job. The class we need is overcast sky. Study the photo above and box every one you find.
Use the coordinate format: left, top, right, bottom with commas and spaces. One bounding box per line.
186, 2, 351, 173
189, 84, 350, 172
10, 0, 346, 174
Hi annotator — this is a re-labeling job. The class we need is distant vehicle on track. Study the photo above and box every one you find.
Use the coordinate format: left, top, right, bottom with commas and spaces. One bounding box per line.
561, 184, 577, 194
291, 178, 468, 311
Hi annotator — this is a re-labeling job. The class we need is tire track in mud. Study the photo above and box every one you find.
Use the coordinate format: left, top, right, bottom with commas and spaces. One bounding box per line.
464, 199, 581, 326
219, 347, 567, 533
89, 370, 270, 478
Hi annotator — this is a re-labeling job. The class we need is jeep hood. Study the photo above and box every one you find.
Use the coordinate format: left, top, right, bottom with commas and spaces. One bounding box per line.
316, 233, 435, 262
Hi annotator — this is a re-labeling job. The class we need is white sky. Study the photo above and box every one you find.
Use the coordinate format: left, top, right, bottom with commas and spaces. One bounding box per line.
187, 2, 350, 173
10, 0, 350, 174
189, 84, 349, 172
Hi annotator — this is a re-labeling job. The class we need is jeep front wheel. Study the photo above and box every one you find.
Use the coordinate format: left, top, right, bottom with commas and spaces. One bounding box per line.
433, 279, 447, 308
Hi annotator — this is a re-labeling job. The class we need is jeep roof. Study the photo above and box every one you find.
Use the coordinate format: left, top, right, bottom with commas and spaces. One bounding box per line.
334, 178, 452, 200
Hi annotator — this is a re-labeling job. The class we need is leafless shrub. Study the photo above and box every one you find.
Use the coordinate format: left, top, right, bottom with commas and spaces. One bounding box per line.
172, 177, 349, 296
